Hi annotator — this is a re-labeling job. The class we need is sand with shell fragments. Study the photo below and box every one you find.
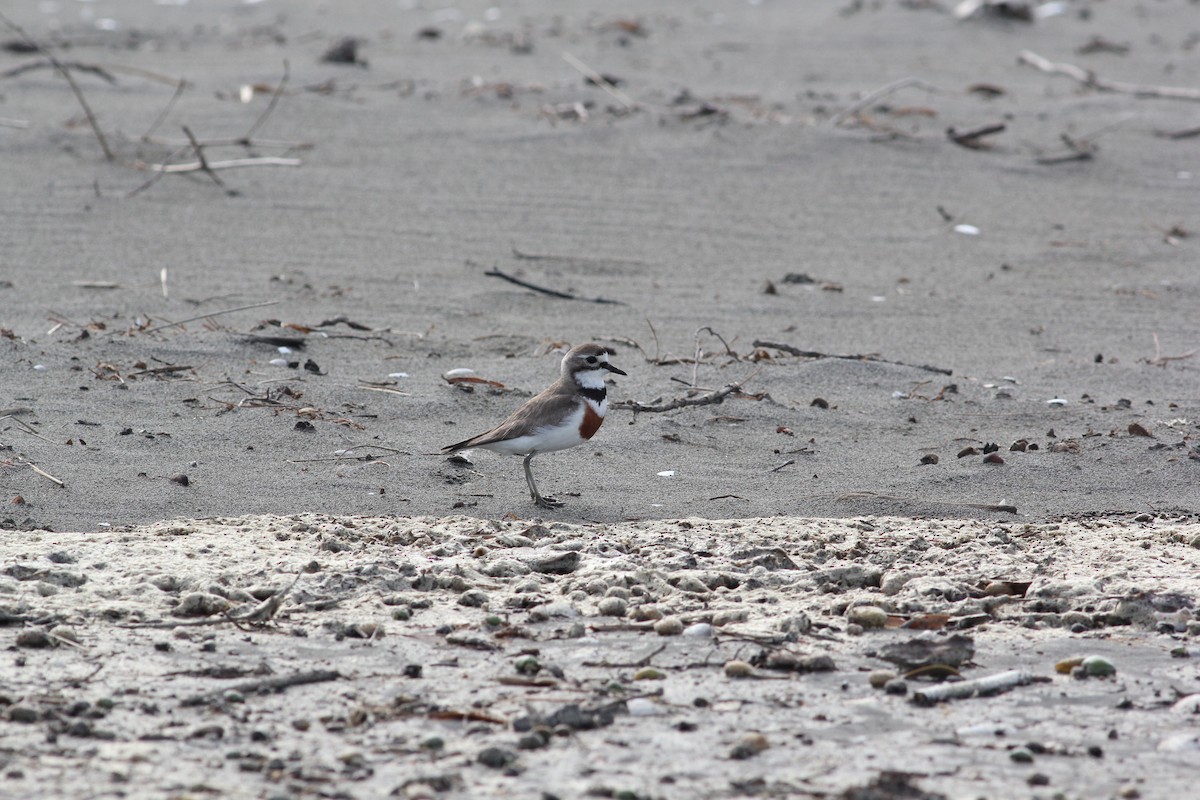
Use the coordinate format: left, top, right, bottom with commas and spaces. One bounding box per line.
3, 512, 1200, 799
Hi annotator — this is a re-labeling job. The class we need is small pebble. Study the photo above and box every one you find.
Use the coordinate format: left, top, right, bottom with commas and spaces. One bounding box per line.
1027, 773, 1050, 786
682, 622, 713, 638
597, 597, 627, 618
729, 733, 769, 760
724, 660, 754, 679
633, 667, 666, 681
654, 616, 684, 636
1009, 747, 1034, 763
846, 605, 888, 629
883, 678, 908, 696
15, 630, 52, 649
1082, 655, 1116, 677
514, 656, 540, 676
869, 670, 897, 689
626, 698, 661, 716
477, 746, 515, 769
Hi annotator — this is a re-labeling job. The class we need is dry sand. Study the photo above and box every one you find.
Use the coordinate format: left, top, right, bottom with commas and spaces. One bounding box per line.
2, 1, 1199, 798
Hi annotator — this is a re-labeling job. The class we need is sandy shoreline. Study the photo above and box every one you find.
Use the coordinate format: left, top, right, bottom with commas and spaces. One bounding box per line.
2, 1, 1200, 796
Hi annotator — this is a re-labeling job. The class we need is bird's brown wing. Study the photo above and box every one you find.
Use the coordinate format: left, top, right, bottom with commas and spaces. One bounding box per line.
441, 379, 576, 453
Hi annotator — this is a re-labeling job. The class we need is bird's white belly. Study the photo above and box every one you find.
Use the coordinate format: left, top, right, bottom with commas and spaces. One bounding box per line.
479, 405, 587, 456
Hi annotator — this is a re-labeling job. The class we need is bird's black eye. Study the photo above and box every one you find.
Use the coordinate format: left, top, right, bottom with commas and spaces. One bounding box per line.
585, 356, 597, 364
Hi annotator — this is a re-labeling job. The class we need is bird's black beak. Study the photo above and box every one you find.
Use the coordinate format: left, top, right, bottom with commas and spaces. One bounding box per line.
604, 363, 627, 376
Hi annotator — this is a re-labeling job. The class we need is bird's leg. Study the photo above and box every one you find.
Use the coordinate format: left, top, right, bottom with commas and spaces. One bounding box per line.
523, 452, 563, 509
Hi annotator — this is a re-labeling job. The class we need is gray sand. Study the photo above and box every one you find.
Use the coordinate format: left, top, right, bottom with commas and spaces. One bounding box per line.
2, 1, 1199, 797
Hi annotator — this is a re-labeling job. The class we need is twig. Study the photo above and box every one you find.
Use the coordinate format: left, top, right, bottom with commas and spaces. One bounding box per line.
181, 669, 340, 707
752, 340, 953, 375
837, 491, 1017, 514
483, 265, 622, 305
0, 10, 114, 160
141, 300, 280, 334
17, 458, 65, 487
1, 415, 55, 444
830, 77, 943, 127
148, 156, 303, 173
141, 78, 188, 142
1147, 332, 1197, 367
0, 59, 117, 84
561, 50, 636, 110
613, 383, 743, 414
769, 459, 795, 473
181, 125, 226, 190
946, 122, 1006, 149
243, 59, 290, 142
1018, 50, 1200, 102
911, 669, 1033, 705
582, 643, 667, 669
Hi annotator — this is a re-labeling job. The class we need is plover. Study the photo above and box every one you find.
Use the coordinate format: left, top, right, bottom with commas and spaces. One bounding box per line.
442, 342, 626, 509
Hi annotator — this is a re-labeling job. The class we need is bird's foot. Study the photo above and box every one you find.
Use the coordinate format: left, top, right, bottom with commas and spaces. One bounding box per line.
533, 494, 565, 509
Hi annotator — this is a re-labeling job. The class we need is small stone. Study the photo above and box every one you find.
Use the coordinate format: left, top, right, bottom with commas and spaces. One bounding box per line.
880, 573, 912, 596
516, 733, 546, 750
403, 664, 422, 679
292, 719, 310, 731
729, 733, 769, 760
846, 605, 888, 629
682, 622, 713, 638
168, 473, 190, 486
8, 706, 38, 723
457, 589, 488, 608
420, 736, 444, 751
724, 660, 755, 679
627, 698, 661, 716
597, 597, 627, 617
883, 679, 908, 695
514, 656, 540, 676
1010, 747, 1035, 763
1128, 422, 1152, 438
654, 616, 684, 636
919, 453, 939, 465
869, 670, 897, 689
712, 609, 748, 626
1027, 773, 1050, 786
1082, 655, 1116, 677
631, 605, 663, 621
477, 746, 516, 769
15, 629, 52, 649
633, 667, 666, 681
47, 625, 79, 644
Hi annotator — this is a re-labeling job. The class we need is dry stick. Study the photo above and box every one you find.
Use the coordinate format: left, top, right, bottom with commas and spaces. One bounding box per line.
830, 77, 943, 127
1017, 50, 1200, 102
0, 10, 113, 160
947, 122, 1006, 148
1, 415, 55, 445
181, 124, 226, 190
613, 382, 743, 414
911, 669, 1034, 706
752, 339, 953, 376
243, 59, 290, 142
483, 265, 622, 305
17, 458, 65, 487
141, 299, 281, 335
838, 491, 1017, 515
181, 669, 341, 707
141, 79, 188, 142
560, 50, 636, 110
150, 156, 302, 173
0, 60, 118, 84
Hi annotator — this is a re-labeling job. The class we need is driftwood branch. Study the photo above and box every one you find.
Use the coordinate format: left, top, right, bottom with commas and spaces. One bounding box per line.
1018, 50, 1200, 102
0, 10, 114, 160
831, 77, 943, 127
752, 340, 952, 375
613, 383, 743, 414
911, 669, 1034, 705
482, 266, 622, 305
181, 669, 341, 707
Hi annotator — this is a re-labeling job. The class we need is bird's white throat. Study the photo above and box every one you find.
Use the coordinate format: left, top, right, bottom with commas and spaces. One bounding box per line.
574, 369, 608, 390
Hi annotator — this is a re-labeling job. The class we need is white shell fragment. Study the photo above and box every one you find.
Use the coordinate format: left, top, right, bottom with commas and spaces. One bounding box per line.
1047, 398, 1068, 406
442, 368, 477, 380
656, 470, 675, 477
954, 224, 981, 235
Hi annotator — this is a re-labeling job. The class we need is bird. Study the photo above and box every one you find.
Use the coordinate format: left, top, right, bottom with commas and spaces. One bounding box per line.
441, 342, 626, 509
